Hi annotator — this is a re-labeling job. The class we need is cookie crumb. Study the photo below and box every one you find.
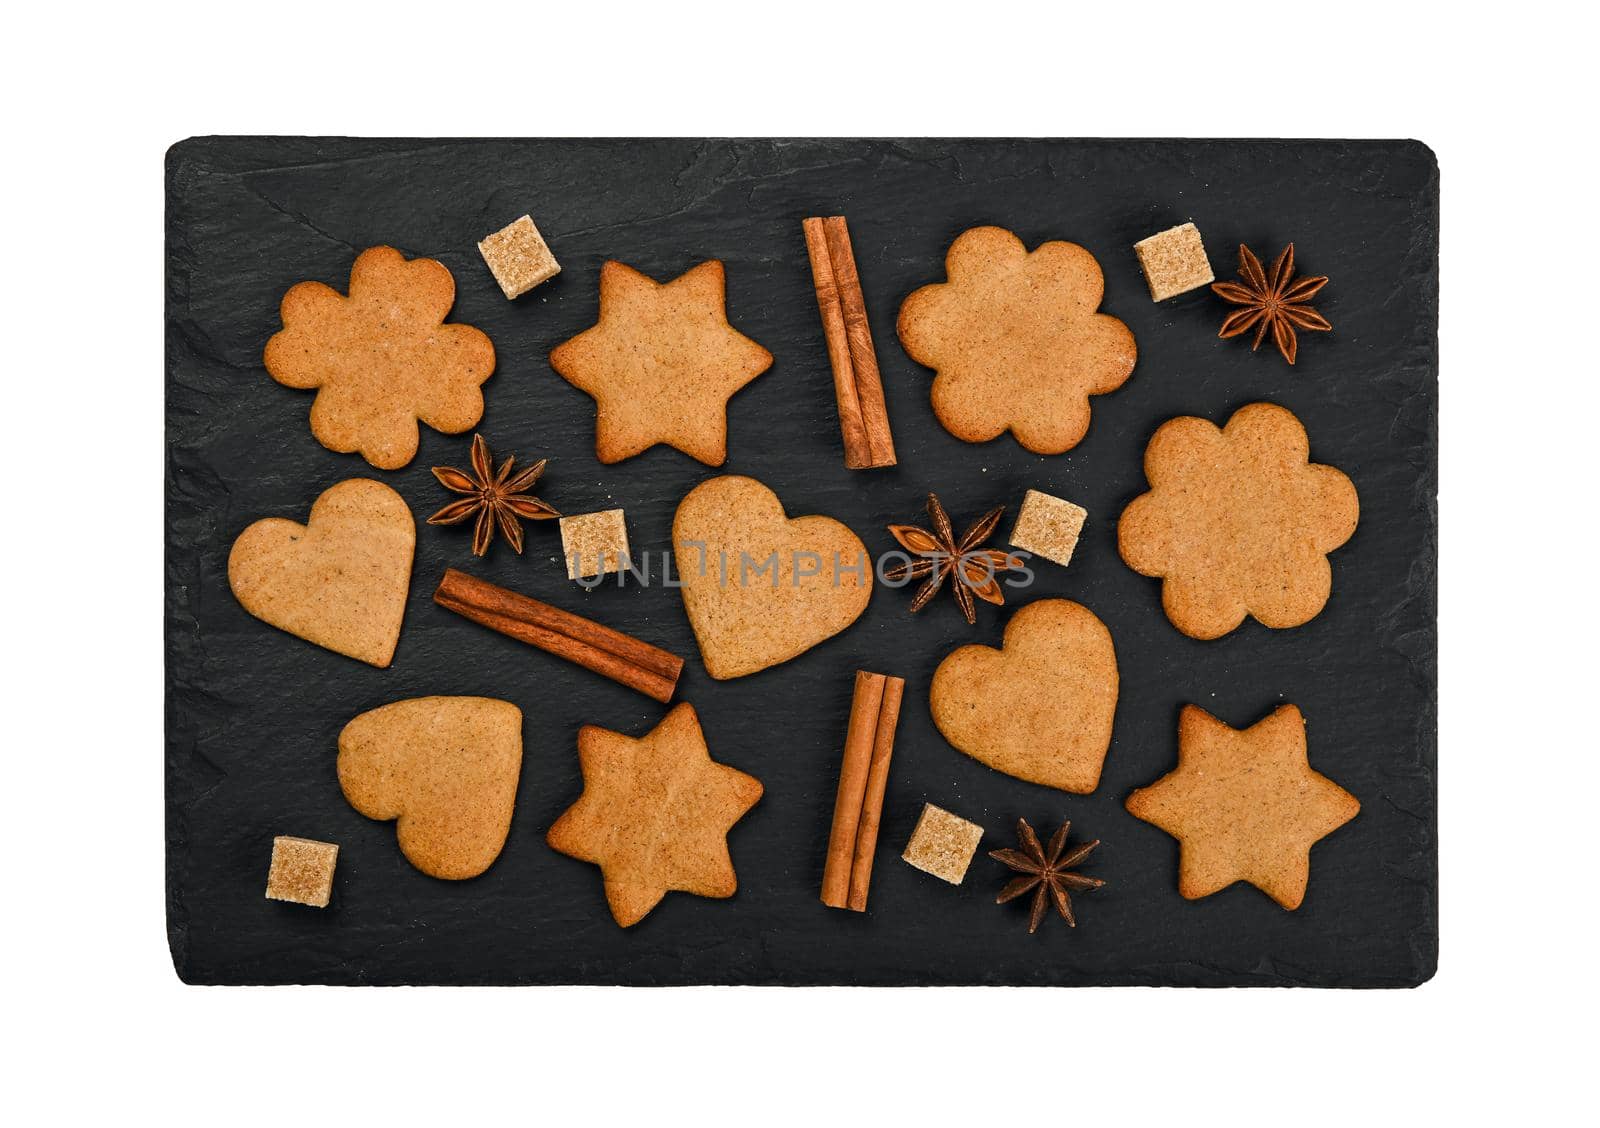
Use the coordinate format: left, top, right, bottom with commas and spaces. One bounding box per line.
1133, 222, 1214, 301
1010, 489, 1088, 568
265, 836, 338, 908
560, 509, 630, 579
902, 803, 984, 884
478, 215, 560, 299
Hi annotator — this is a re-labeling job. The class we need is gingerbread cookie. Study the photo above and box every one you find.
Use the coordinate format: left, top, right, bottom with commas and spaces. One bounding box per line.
929, 599, 1118, 793
547, 703, 763, 927
897, 226, 1136, 454
228, 478, 414, 667
1117, 402, 1359, 640
1125, 704, 1359, 909
264, 246, 495, 470
338, 696, 524, 880
673, 475, 872, 679
549, 260, 773, 465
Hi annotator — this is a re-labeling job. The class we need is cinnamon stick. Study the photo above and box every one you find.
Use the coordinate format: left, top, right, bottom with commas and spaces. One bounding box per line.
821, 670, 905, 910
433, 568, 683, 703
846, 673, 903, 911
802, 218, 866, 463
803, 216, 897, 470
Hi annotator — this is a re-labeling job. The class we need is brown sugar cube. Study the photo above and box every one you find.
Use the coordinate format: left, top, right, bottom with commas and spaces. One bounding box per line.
1133, 222, 1214, 301
901, 803, 984, 885
265, 836, 338, 908
478, 215, 561, 299
1010, 488, 1088, 568
560, 509, 630, 580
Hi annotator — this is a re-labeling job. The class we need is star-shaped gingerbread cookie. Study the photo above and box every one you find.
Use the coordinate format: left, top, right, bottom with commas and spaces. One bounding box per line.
1125, 704, 1359, 910
547, 703, 763, 927
549, 260, 773, 465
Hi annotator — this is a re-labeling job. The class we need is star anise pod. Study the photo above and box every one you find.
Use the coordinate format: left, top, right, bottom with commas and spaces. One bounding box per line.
428, 434, 558, 556
1211, 243, 1331, 365
884, 494, 1024, 625
990, 818, 1105, 933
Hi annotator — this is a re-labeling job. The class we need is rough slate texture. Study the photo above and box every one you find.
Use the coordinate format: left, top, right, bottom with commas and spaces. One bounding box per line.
166, 138, 1437, 986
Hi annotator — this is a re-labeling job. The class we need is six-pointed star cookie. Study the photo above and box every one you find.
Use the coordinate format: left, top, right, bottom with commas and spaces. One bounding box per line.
546, 703, 764, 927
549, 260, 774, 465
1125, 704, 1359, 910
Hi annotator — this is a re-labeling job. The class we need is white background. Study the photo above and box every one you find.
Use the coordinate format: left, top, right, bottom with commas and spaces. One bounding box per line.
4, 2, 1592, 1122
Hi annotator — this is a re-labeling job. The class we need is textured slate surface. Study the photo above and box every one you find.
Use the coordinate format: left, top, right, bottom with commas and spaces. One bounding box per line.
165, 138, 1437, 986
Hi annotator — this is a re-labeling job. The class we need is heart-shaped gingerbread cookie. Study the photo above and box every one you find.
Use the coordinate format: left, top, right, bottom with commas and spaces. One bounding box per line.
673, 475, 872, 679
929, 599, 1118, 793
338, 696, 524, 879
228, 478, 415, 668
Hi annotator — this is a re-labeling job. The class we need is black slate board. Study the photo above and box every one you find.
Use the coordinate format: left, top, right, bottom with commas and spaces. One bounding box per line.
165, 138, 1437, 986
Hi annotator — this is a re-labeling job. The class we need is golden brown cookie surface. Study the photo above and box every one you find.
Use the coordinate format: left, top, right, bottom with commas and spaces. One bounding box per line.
227, 478, 414, 667
549, 260, 773, 465
929, 599, 1119, 793
264, 246, 495, 470
338, 696, 524, 880
897, 226, 1136, 454
1117, 401, 1359, 640
547, 703, 763, 927
1125, 704, 1359, 909
673, 475, 872, 679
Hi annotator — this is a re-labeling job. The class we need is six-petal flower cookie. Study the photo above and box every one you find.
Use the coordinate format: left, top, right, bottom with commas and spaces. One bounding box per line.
549, 260, 773, 465
264, 246, 496, 470
897, 226, 1136, 454
1117, 402, 1359, 640
1125, 704, 1359, 910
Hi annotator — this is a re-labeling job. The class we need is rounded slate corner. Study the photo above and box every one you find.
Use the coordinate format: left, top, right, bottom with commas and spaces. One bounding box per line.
167, 917, 198, 985
1405, 944, 1440, 988
165, 135, 209, 172
1400, 137, 1440, 174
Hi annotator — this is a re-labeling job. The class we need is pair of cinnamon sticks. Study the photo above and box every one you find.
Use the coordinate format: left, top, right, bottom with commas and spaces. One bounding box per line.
434, 568, 683, 703
803, 216, 897, 470
820, 670, 906, 911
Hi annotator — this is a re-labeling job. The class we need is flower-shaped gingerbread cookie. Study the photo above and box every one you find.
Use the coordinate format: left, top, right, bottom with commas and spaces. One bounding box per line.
898, 226, 1136, 454
1118, 402, 1359, 640
264, 246, 495, 470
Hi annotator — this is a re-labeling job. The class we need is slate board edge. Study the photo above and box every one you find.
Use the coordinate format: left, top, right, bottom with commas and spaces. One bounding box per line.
164, 137, 1438, 988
